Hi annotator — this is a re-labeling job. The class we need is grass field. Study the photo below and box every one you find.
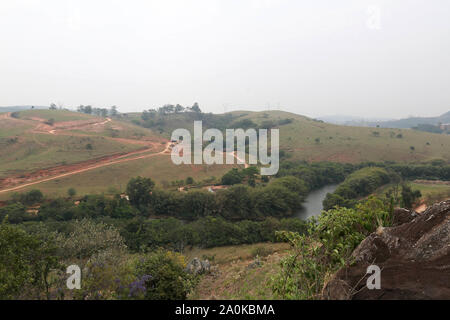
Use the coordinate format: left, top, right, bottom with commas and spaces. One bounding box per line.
186, 242, 290, 300
0, 152, 240, 199
375, 181, 450, 205
410, 182, 450, 204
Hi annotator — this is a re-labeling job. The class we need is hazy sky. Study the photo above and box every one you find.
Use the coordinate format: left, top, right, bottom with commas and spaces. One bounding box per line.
1, 0, 449, 118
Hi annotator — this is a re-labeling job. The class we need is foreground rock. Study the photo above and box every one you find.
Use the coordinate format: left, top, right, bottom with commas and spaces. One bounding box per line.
323, 200, 450, 300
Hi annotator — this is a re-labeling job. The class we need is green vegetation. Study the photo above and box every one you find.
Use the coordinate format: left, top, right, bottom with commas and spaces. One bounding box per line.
323, 167, 391, 210
0, 156, 448, 300
272, 197, 392, 299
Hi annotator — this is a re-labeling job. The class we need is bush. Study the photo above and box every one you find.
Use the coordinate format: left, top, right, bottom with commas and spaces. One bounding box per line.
131, 250, 195, 300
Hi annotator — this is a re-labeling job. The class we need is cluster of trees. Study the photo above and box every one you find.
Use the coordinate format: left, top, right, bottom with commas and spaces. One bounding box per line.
384, 184, 422, 209
120, 216, 307, 252
126, 175, 304, 221
323, 167, 391, 210
231, 118, 293, 130
276, 161, 354, 190
384, 162, 450, 180
0, 219, 194, 300
142, 103, 201, 119
76, 105, 118, 117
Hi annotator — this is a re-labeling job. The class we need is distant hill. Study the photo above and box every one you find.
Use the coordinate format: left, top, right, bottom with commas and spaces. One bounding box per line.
0, 106, 48, 112
126, 109, 450, 164
317, 115, 393, 126
372, 111, 450, 129
0, 108, 449, 199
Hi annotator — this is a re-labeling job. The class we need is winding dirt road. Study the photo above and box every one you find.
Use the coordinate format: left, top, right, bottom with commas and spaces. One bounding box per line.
0, 142, 171, 194
0, 113, 171, 194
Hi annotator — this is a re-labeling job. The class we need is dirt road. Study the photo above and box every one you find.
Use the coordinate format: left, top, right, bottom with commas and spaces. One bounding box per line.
0, 113, 172, 193
0, 142, 171, 194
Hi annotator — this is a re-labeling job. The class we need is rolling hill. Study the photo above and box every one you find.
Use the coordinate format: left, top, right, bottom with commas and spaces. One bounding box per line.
371, 111, 450, 129
0, 108, 449, 199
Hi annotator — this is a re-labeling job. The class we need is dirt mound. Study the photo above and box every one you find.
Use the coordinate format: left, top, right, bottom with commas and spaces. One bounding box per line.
322, 200, 450, 300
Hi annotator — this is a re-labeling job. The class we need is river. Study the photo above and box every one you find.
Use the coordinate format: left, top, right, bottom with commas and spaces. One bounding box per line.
295, 184, 338, 220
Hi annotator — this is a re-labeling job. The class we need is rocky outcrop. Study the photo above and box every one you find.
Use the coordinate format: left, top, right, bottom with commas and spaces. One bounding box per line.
185, 258, 211, 275
323, 200, 450, 300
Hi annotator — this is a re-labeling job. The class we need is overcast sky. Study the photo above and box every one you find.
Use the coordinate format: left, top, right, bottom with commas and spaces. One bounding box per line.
1, 0, 449, 118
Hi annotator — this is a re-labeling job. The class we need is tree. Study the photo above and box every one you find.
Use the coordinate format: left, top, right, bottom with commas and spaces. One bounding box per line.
109, 105, 118, 117
190, 102, 201, 113
400, 184, 421, 209
56, 219, 126, 260
217, 185, 255, 220
185, 177, 194, 185
67, 188, 77, 198
126, 176, 155, 210
0, 203, 28, 224
181, 190, 216, 220
19, 189, 44, 205
0, 221, 60, 299
175, 104, 185, 113
84, 105, 92, 114
221, 168, 243, 185
254, 185, 300, 218
49, 103, 57, 110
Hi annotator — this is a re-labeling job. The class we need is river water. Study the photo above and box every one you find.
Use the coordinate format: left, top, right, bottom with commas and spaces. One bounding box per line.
295, 184, 338, 220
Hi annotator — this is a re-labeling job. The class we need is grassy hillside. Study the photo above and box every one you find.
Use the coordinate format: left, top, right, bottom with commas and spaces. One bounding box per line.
235, 110, 450, 163
1, 108, 449, 199
187, 242, 290, 300
128, 109, 450, 163
0, 109, 163, 180
15, 109, 95, 122
0, 154, 237, 199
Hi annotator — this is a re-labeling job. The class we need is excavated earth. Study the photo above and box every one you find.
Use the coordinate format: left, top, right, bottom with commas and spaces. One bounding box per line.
323, 200, 450, 300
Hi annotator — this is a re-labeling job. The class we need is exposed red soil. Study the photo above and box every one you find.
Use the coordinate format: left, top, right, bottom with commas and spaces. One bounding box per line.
0, 142, 171, 194
0, 113, 171, 193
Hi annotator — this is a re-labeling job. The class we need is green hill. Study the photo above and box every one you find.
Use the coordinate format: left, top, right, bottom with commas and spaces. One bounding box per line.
128, 109, 450, 163
0, 108, 449, 199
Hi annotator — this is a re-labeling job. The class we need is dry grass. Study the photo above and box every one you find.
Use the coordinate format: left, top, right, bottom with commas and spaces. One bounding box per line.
186, 242, 290, 300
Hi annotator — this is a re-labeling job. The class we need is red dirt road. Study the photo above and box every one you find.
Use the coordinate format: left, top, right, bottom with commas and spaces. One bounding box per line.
0, 113, 171, 194
0, 142, 171, 194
